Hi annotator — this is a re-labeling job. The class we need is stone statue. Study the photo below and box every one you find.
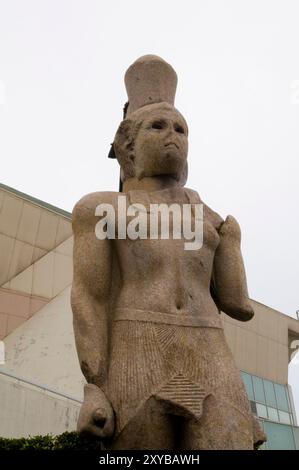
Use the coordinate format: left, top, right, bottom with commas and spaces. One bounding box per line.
71, 55, 266, 449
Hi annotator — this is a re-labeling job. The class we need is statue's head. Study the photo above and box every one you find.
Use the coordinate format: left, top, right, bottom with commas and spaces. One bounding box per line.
111, 55, 189, 187
114, 102, 188, 184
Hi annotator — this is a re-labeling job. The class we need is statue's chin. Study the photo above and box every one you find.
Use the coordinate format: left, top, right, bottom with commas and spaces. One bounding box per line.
156, 160, 185, 181
136, 154, 186, 181
137, 169, 183, 182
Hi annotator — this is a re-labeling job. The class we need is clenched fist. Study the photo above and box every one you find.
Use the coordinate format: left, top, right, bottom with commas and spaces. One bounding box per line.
77, 384, 115, 440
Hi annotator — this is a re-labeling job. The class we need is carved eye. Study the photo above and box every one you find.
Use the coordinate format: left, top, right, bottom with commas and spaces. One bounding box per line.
152, 121, 164, 130
175, 125, 185, 134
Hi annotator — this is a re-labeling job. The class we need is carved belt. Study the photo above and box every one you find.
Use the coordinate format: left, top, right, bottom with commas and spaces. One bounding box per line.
113, 307, 223, 329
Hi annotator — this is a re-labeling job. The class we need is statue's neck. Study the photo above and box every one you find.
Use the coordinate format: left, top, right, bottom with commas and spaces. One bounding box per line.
122, 176, 180, 193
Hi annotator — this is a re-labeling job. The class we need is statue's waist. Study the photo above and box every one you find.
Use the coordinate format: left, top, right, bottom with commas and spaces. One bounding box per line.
113, 307, 223, 329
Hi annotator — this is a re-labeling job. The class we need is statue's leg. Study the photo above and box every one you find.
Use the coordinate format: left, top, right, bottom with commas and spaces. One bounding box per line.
106, 396, 176, 450
179, 394, 254, 450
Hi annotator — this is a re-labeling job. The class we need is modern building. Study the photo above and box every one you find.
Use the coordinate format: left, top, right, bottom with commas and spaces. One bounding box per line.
0, 182, 298, 449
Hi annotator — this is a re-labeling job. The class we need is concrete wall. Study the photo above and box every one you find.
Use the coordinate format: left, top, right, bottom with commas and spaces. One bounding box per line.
0, 185, 72, 340
0, 286, 84, 438
0, 372, 80, 438
0, 186, 72, 287
0, 286, 85, 401
223, 300, 299, 385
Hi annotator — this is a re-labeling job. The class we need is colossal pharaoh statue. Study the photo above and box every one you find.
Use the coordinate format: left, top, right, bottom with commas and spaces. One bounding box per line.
71, 55, 266, 449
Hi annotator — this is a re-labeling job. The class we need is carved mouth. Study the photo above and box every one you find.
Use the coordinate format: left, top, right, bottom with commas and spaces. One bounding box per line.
165, 142, 179, 149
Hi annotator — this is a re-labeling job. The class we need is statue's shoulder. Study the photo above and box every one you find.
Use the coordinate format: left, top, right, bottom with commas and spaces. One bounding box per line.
72, 191, 120, 232
185, 188, 224, 232
203, 203, 224, 232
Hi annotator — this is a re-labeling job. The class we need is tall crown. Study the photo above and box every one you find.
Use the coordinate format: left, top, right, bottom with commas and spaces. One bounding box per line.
124, 55, 178, 116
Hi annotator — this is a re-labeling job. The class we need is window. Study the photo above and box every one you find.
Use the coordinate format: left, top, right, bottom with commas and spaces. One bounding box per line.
252, 376, 266, 404
256, 403, 268, 419
263, 379, 277, 408
263, 422, 295, 450
267, 407, 279, 422
274, 384, 289, 412
278, 410, 291, 425
240, 371, 295, 428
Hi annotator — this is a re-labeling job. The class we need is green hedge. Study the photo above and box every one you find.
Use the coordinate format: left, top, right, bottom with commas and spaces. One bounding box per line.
0, 431, 262, 450
0, 432, 102, 450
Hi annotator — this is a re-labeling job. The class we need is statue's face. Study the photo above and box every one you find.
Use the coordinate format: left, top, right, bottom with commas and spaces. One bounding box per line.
132, 104, 188, 180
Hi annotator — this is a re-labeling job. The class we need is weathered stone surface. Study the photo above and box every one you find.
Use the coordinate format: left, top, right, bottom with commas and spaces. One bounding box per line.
71, 55, 266, 449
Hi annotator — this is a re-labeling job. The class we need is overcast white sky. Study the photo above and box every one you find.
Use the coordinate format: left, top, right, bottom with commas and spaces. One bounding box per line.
0, 0, 298, 415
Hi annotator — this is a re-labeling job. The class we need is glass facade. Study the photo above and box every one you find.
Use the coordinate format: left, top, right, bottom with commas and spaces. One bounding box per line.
241, 371, 294, 425
259, 420, 297, 450
241, 371, 299, 450
263, 379, 277, 408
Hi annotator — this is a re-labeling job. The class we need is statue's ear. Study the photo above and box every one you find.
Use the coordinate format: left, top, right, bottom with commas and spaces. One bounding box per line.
114, 120, 134, 157
114, 119, 135, 179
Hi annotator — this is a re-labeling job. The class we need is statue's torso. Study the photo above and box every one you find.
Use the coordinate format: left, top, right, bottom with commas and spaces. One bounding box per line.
112, 187, 222, 324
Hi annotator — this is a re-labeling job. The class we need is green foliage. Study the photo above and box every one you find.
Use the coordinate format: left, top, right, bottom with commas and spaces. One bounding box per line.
0, 431, 102, 450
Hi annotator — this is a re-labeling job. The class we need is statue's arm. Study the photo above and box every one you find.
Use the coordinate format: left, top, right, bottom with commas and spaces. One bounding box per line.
71, 193, 114, 438
71, 195, 112, 387
211, 215, 254, 322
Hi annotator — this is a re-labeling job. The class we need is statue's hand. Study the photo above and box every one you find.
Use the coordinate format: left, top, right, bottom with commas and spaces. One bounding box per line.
77, 384, 114, 440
